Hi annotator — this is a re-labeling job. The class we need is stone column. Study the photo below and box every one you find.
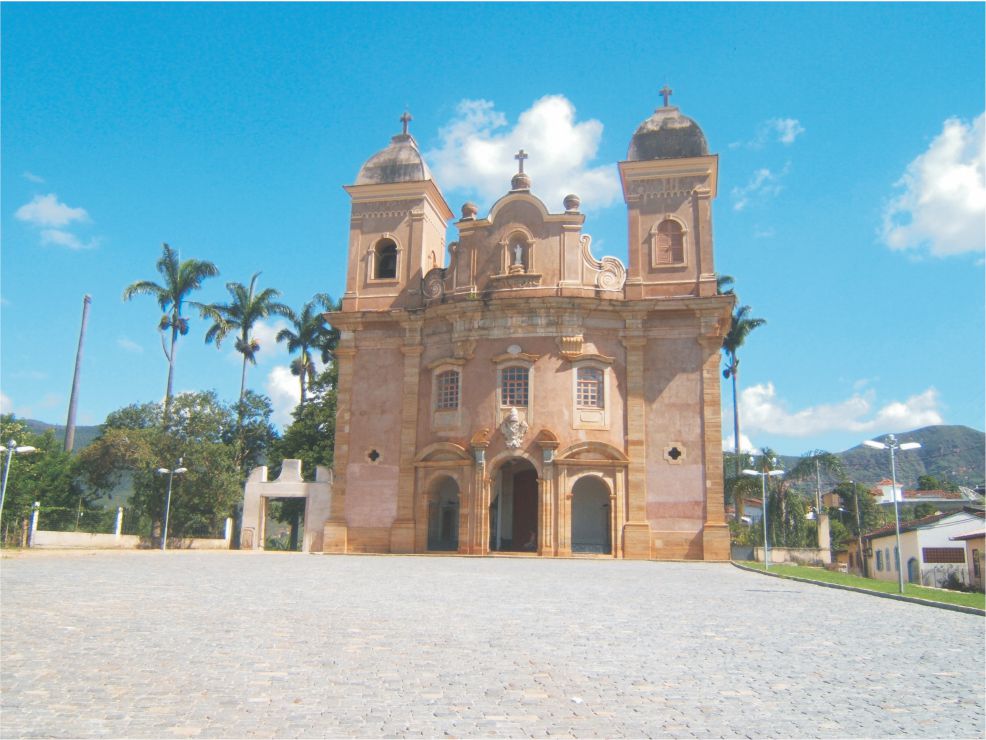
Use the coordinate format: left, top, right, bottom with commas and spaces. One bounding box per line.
390, 319, 423, 553
470, 433, 490, 555
621, 324, 652, 559
322, 341, 356, 553
699, 329, 730, 560
537, 433, 559, 556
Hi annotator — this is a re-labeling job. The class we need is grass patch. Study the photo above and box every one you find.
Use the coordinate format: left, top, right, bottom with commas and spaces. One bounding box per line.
738, 561, 985, 610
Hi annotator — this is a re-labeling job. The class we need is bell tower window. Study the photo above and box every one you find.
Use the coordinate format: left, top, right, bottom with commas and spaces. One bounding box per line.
374, 239, 398, 280
650, 218, 686, 267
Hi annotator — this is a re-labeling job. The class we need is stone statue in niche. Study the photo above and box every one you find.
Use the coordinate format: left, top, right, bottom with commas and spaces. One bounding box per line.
509, 242, 526, 274
501, 407, 528, 448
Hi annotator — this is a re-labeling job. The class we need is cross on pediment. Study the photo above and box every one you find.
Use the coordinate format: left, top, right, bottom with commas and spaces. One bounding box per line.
515, 149, 528, 173
400, 111, 412, 135
659, 86, 673, 107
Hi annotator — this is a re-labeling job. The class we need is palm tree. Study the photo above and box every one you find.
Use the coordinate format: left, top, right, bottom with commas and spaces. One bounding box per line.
722, 304, 765, 515
788, 450, 845, 546
276, 293, 339, 406
123, 243, 219, 419
202, 272, 290, 407
716, 273, 735, 295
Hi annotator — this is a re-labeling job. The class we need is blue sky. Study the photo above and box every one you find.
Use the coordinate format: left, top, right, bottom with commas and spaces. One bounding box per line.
2, 2, 983, 457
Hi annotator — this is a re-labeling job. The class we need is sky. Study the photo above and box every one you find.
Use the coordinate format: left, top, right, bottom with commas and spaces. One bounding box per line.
2, 2, 983, 458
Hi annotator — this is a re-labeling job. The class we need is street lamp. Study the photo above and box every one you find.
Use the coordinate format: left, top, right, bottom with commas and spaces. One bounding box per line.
742, 454, 784, 570
863, 434, 921, 593
155, 458, 187, 551
0, 440, 38, 535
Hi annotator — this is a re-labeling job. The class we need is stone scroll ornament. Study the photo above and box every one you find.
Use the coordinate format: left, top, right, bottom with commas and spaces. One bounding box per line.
501, 407, 529, 449
422, 267, 447, 300
580, 234, 627, 291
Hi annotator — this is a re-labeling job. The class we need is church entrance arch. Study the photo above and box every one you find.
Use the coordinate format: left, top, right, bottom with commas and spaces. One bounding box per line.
571, 476, 611, 554
427, 477, 460, 552
490, 458, 539, 552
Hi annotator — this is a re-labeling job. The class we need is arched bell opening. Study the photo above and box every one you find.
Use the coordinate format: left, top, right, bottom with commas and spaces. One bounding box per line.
426, 477, 460, 552
571, 476, 612, 555
489, 458, 539, 552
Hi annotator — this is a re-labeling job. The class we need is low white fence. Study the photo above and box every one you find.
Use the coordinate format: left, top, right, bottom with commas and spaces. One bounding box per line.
753, 546, 832, 566
27, 503, 232, 550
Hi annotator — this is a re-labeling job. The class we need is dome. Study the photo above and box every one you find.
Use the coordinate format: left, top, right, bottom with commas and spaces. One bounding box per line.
627, 105, 708, 161
355, 133, 434, 185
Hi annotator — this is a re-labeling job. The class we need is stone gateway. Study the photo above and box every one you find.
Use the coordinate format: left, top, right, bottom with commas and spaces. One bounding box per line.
320, 96, 733, 560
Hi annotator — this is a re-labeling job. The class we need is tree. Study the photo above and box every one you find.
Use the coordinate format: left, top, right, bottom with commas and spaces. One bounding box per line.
716, 273, 735, 295
123, 243, 219, 420
0, 415, 95, 542
276, 293, 339, 406
787, 450, 845, 546
721, 304, 765, 506
203, 272, 290, 407
76, 392, 275, 544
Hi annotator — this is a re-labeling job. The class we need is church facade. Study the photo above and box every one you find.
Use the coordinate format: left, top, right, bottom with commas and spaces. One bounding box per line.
321, 97, 733, 560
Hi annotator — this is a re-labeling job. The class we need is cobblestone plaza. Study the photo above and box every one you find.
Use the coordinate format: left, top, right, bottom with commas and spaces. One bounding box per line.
2, 551, 983, 738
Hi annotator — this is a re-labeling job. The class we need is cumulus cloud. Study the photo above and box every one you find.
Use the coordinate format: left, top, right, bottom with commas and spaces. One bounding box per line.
23, 171, 45, 184
40, 229, 97, 251
250, 319, 291, 362
739, 382, 943, 437
731, 163, 789, 211
882, 113, 985, 257
723, 432, 757, 454
265, 365, 300, 428
117, 337, 144, 354
427, 95, 620, 211
15, 193, 89, 227
730, 118, 805, 149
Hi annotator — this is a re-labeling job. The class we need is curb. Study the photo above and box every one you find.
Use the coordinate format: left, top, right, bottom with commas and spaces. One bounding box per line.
731, 561, 985, 617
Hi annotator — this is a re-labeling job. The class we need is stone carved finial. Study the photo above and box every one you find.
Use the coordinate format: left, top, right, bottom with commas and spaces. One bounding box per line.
500, 407, 528, 449
563, 193, 581, 212
461, 202, 478, 220
511, 149, 531, 191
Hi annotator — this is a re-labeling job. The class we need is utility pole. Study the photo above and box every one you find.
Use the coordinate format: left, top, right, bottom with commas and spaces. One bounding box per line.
851, 481, 866, 577
64, 294, 92, 452
814, 458, 823, 547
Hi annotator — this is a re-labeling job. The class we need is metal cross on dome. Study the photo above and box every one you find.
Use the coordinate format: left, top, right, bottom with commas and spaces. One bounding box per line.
515, 149, 528, 173
659, 86, 673, 107
400, 111, 412, 135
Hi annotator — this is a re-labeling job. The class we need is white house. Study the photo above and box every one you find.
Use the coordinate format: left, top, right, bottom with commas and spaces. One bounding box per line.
863, 508, 985, 588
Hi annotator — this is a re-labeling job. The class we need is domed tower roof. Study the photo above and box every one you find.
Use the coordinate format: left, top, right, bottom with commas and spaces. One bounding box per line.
627, 88, 708, 161
355, 112, 434, 185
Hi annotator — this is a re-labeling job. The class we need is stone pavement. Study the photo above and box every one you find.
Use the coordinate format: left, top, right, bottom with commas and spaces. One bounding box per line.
1, 551, 983, 739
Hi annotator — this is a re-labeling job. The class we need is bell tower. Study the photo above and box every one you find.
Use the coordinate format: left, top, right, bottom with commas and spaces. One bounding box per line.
619, 89, 719, 300
341, 113, 453, 312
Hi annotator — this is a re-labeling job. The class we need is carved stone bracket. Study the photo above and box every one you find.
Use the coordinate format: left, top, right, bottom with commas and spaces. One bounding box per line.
580, 234, 626, 291
500, 408, 528, 449
422, 267, 447, 300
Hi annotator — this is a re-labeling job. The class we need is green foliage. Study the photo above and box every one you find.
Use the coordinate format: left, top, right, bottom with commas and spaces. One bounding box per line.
274, 362, 338, 481
0, 415, 98, 538
831, 480, 888, 536
75, 392, 277, 541
276, 293, 339, 406
828, 518, 852, 550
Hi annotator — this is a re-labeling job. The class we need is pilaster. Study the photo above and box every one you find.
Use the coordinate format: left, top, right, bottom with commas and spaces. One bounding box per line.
698, 331, 729, 560
322, 342, 356, 552
390, 318, 423, 553
621, 319, 652, 559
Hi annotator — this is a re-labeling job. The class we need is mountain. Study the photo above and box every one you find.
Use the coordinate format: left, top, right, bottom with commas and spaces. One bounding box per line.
21, 419, 101, 451
835, 425, 984, 489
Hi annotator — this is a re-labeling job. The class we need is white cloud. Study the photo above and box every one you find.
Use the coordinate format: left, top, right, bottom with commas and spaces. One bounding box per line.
117, 337, 144, 354
723, 432, 757, 454
40, 229, 97, 250
250, 319, 290, 362
427, 95, 620, 211
731, 164, 789, 211
15, 193, 89, 227
882, 113, 985, 257
730, 118, 805, 149
0, 392, 12, 414
265, 365, 300, 428
739, 382, 943, 437
23, 171, 45, 183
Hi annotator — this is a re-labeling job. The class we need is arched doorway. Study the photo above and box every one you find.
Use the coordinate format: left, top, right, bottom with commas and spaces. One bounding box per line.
907, 557, 920, 584
571, 476, 611, 554
490, 458, 538, 552
427, 477, 459, 551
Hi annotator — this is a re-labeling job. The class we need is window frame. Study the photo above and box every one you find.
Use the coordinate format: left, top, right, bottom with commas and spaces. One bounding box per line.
500, 365, 530, 409
435, 369, 460, 411
648, 216, 688, 269
368, 237, 401, 283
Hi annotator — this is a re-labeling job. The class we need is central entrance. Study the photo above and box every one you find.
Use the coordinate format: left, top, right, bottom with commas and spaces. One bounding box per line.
490, 458, 539, 552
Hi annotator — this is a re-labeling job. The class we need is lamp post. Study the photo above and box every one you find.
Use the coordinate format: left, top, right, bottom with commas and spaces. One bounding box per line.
156, 458, 187, 551
0, 440, 39, 536
863, 434, 921, 593
742, 454, 784, 570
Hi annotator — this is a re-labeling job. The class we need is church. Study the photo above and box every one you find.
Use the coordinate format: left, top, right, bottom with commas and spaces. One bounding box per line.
319, 94, 732, 560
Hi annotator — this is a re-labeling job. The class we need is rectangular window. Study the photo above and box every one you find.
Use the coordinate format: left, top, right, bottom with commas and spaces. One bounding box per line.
576, 367, 604, 409
501, 366, 529, 407
436, 370, 459, 410
922, 547, 966, 564
876, 550, 883, 571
